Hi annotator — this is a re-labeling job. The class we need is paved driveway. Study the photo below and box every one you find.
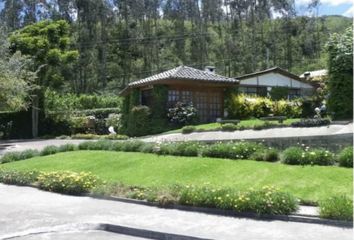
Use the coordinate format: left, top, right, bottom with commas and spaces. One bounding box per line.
0, 184, 352, 240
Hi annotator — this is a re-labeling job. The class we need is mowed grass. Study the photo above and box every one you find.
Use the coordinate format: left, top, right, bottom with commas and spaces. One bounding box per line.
1, 150, 352, 202
166, 118, 300, 133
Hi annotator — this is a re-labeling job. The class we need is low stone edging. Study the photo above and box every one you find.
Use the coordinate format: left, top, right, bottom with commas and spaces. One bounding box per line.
89, 194, 353, 228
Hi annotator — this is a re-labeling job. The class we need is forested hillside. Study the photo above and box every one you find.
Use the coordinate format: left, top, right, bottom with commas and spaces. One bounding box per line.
0, 0, 351, 94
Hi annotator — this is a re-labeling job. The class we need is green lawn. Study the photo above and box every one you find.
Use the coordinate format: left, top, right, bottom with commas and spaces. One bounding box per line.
1, 150, 352, 203
166, 118, 300, 133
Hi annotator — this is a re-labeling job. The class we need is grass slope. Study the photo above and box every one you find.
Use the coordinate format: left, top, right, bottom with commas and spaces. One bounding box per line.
1, 150, 352, 202
166, 118, 300, 133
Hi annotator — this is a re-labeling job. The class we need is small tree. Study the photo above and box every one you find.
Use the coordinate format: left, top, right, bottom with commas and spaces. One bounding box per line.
326, 27, 353, 119
0, 28, 36, 111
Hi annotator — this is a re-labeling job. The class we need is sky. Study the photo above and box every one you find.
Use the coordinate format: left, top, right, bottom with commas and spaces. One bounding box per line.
0, 0, 352, 18
295, 0, 353, 17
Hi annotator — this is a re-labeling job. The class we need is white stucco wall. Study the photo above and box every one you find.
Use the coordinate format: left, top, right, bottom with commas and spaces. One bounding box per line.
239, 72, 313, 89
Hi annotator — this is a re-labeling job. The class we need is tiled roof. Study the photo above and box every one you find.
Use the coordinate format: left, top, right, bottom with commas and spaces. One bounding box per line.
300, 69, 328, 78
236, 67, 301, 81
128, 66, 238, 87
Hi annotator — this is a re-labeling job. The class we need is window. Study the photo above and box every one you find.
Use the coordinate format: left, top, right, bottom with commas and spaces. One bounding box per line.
168, 90, 179, 104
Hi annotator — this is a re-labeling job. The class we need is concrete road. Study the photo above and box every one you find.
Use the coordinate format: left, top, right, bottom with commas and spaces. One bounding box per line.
0, 184, 352, 240
142, 123, 353, 143
0, 139, 87, 156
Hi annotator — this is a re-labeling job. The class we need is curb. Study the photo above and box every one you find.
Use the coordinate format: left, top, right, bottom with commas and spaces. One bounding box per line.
89, 194, 353, 228
101, 224, 210, 240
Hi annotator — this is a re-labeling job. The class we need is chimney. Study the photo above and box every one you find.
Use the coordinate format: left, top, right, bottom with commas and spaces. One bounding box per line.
205, 66, 216, 74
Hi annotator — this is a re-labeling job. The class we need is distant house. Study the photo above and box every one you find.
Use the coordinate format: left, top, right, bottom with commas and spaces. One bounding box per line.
237, 67, 315, 99
120, 66, 238, 122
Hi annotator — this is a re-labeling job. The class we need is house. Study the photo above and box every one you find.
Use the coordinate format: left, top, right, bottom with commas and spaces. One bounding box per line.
300, 69, 328, 84
120, 66, 238, 122
237, 67, 315, 99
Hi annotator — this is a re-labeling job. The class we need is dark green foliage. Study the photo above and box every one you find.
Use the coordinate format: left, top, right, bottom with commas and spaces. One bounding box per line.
151, 85, 168, 131
40, 145, 59, 156
252, 149, 279, 162
269, 87, 289, 100
291, 118, 331, 127
58, 144, 77, 152
0, 149, 39, 163
0, 111, 32, 139
221, 123, 238, 131
320, 196, 353, 221
326, 27, 353, 120
158, 142, 201, 157
126, 105, 151, 137
168, 102, 198, 125
202, 142, 264, 160
110, 140, 146, 152
338, 147, 353, 168
282, 147, 335, 166
281, 147, 303, 165
0, 169, 39, 186
181, 126, 196, 134
44, 90, 121, 112
78, 140, 112, 151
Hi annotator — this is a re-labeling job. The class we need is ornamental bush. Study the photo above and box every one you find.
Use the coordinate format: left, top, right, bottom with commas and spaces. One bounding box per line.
320, 195, 353, 221
178, 185, 298, 215
282, 147, 335, 166
167, 102, 197, 125
0, 169, 39, 185
202, 141, 264, 160
0, 149, 39, 163
227, 94, 302, 119
40, 145, 59, 156
281, 147, 303, 165
157, 142, 201, 157
126, 105, 151, 137
181, 125, 196, 134
252, 148, 279, 162
338, 147, 353, 168
221, 123, 238, 131
37, 171, 99, 195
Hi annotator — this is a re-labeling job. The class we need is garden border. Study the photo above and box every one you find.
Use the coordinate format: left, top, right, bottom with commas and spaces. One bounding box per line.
89, 194, 353, 228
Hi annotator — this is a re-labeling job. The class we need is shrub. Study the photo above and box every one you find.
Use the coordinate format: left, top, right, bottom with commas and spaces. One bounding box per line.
303, 148, 335, 166
281, 147, 303, 165
291, 118, 331, 127
252, 148, 279, 162
105, 113, 122, 132
110, 140, 145, 152
221, 123, 238, 131
227, 94, 302, 119
320, 196, 353, 221
71, 133, 128, 140
0, 169, 39, 185
126, 105, 151, 137
37, 171, 99, 195
178, 185, 298, 215
157, 142, 201, 157
181, 125, 196, 134
282, 147, 335, 166
202, 141, 264, 160
338, 147, 353, 168
78, 140, 112, 151
167, 102, 197, 125
58, 143, 77, 152
40, 145, 59, 156
0, 149, 39, 163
